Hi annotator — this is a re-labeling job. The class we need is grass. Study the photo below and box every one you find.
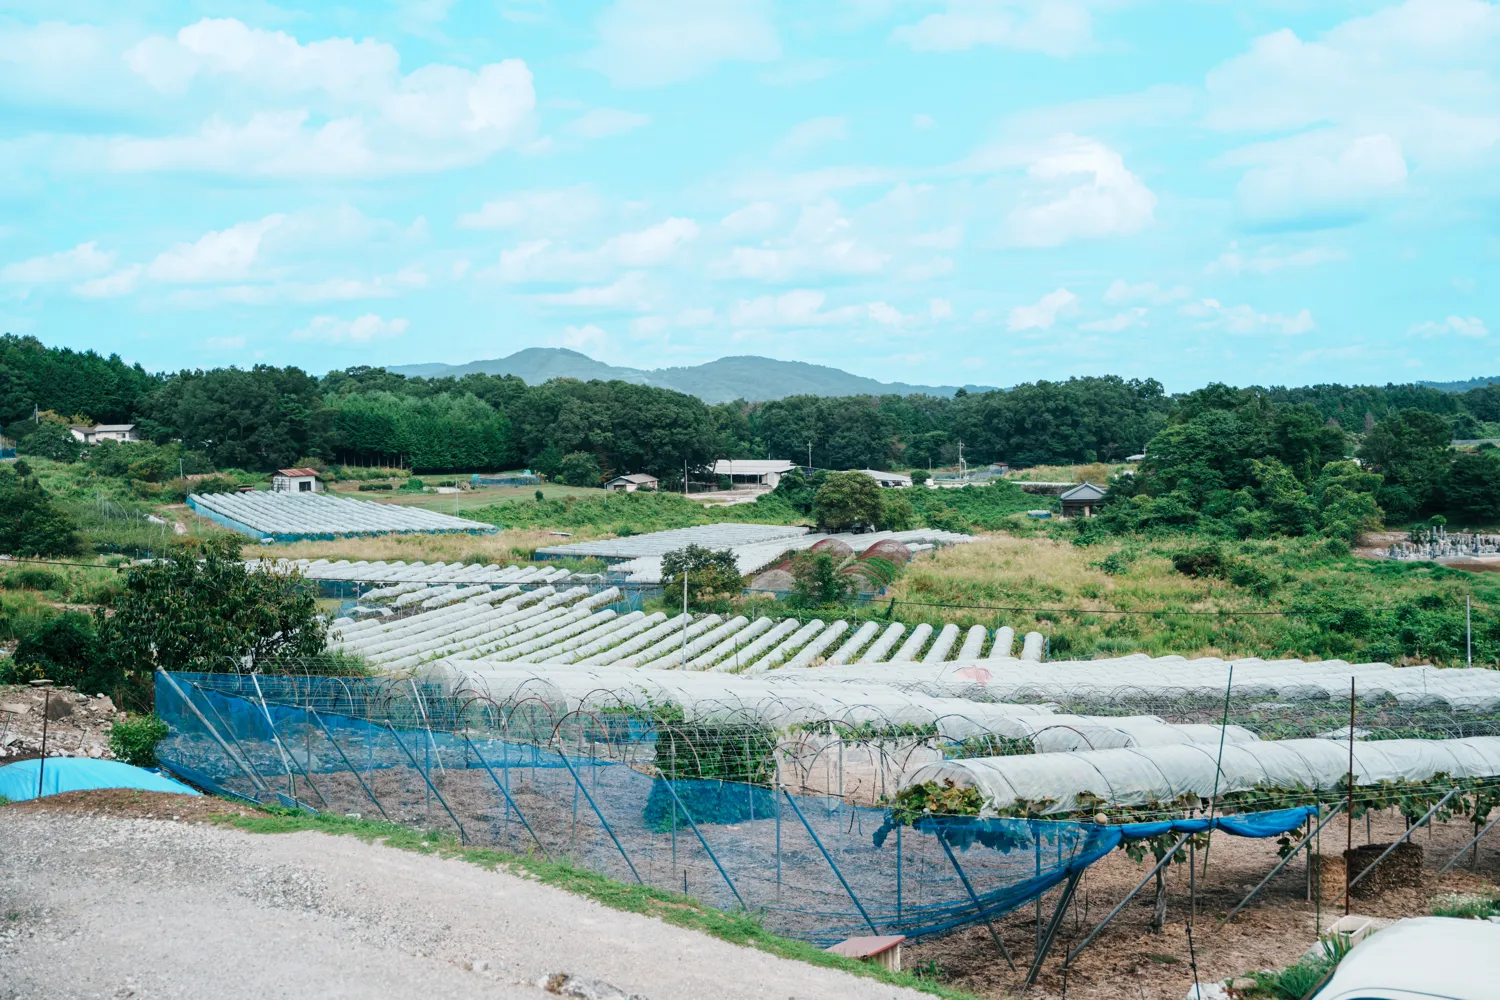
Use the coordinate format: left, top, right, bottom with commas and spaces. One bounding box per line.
463, 489, 806, 534
259, 527, 607, 565
857, 527, 1499, 666
217, 807, 983, 1000
1430, 891, 1500, 919
326, 481, 600, 512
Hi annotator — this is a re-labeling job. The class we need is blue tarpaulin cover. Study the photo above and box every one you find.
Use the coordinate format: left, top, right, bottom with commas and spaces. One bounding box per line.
0, 758, 201, 802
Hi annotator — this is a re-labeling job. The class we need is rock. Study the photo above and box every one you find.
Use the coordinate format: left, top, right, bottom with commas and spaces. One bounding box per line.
44, 698, 74, 721
0, 702, 29, 716
1184, 984, 1228, 1000
1230, 977, 1258, 993
540, 973, 647, 1000
471, 959, 489, 973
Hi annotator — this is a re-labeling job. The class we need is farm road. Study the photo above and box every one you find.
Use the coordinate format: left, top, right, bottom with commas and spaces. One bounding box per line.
0, 810, 926, 1000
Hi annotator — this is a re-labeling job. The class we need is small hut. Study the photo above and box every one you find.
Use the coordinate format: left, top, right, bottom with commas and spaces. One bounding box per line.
1059, 482, 1107, 518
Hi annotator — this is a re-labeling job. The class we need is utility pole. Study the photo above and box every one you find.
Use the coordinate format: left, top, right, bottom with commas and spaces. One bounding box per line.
683, 458, 688, 496
957, 439, 965, 481
806, 441, 812, 471
1468, 596, 1473, 668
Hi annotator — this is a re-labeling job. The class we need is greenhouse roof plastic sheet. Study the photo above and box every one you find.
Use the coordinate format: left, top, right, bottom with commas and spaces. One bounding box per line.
534, 524, 977, 582
245, 558, 580, 587
423, 660, 1262, 752
902, 736, 1500, 814
800, 655, 1500, 711
188, 491, 494, 540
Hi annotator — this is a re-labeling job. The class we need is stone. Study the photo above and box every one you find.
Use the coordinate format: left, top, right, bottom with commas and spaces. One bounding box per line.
0, 703, 29, 716
1230, 977, 1258, 993
540, 973, 647, 1000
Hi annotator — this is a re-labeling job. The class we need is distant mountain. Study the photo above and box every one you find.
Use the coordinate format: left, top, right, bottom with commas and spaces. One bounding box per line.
1420, 376, 1500, 393
387, 349, 993, 403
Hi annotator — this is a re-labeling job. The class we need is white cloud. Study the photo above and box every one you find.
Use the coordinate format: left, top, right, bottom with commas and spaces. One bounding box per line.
1206, 243, 1348, 276
535, 272, 653, 310
554, 323, 610, 353
893, 0, 1095, 56
1080, 307, 1147, 332
1, 242, 115, 284
970, 135, 1156, 247
718, 202, 781, 235
729, 289, 867, 327
716, 200, 889, 281
1409, 315, 1489, 338
930, 298, 955, 320
74, 266, 143, 299
1204, 1, 1500, 223
868, 301, 905, 325
96, 19, 536, 177
777, 116, 849, 154
1102, 279, 1190, 305
600, 217, 700, 266
1233, 133, 1409, 225
457, 186, 601, 232
291, 313, 410, 343
1008, 287, 1079, 330
565, 108, 650, 139
585, 0, 780, 88
1181, 298, 1316, 335
147, 215, 286, 283
913, 114, 937, 130
206, 335, 247, 350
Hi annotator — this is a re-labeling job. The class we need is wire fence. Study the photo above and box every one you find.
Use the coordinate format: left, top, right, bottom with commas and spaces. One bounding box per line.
153, 669, 1117, 946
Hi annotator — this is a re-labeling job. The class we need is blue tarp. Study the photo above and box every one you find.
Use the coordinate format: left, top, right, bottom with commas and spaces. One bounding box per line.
0, 758, 202, 802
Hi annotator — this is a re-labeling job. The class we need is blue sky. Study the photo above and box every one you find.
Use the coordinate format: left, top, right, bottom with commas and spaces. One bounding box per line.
0, 1, 1496, 391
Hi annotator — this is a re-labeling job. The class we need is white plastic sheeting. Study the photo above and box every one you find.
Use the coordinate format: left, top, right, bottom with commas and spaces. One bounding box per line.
192, 491, 488, 537
247, 558, 576, 588
903, 736, 1500, 815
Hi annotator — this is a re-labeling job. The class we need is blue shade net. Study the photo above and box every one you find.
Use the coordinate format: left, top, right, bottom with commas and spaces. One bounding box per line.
154, 671, 1310, 947
0, 758, 200, 802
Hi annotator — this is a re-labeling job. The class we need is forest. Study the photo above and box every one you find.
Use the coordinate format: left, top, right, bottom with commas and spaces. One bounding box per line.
2, 333, 1496, 534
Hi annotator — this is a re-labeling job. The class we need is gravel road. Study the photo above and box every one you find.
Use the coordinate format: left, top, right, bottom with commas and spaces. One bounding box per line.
0, 812, 929, 1000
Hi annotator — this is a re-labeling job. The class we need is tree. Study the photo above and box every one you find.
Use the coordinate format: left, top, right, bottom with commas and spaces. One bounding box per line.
813, 471, 883, 531
557, 450, 602, 487
2, 612, 105, 691
17, 420, 82, 462
877, 491, 916, 531
1358, 409, 1452, 516
1445, 452, 1500, 521
661, 545, 743, 612
0, 466, 82, 556
96, 535, 328, 706
790, 551, 855, 608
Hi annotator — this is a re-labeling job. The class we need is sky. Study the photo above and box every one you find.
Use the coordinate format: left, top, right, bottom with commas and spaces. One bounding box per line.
0, 0, 1497, 392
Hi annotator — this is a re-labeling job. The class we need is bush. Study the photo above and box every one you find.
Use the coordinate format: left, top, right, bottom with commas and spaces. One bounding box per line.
790, 551, 856, 608
358, 482, 394, 491
2, 611, 106, 690
877, 491, 916, 531
813, 471, 883, 532
399, 477, 425, 491
0, 467, 82, 556
17, 422, 81, 462
2, 568, 65, 591
108, 713, 168, 768
661, 544, 743, 612
557, 451, 602, 488
1172, 546, 1224, 578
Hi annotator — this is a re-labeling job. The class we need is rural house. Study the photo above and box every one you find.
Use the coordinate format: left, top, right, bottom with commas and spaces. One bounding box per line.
272, 468, 323, 493
1059, 482, 1108, 517
604, 473, 659, 492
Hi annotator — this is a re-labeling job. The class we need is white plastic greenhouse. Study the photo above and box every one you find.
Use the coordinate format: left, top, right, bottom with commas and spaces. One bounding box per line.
245, 558, 579, 587
189, 491, 491, 540
901, 736, 1500, 815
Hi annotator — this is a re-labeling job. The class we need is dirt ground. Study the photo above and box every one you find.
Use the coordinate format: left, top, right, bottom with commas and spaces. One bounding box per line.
0, 684, 122, 762
903, 807, 1500, 999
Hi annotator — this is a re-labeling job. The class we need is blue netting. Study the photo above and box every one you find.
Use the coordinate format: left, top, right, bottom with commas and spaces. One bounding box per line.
153, 671, 1309, 947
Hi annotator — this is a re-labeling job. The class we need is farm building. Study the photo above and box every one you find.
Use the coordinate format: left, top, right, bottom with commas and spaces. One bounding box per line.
1059, 481, 1108, 517
604, 473, 659, 492
272, 468, 323, 493
68, 423, 138, 445
713, 459, 798, 488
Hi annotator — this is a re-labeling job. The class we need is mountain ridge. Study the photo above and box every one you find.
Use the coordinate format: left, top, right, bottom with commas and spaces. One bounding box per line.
387, 348, 995, 403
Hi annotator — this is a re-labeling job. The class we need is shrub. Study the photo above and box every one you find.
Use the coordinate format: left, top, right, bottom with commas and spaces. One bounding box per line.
1172, 545, 1224, 578
3, 611, 106, 690
790, 551, 856, 608
813, 471, 883, 532
399, 477, 425, 491
17, 422, 81, 462
0, 467, 83, 556
2, 568, 66, 591
358, 483, 393, 491
557, 451, 602, 488
108, 713, 169, 768
661, 544, 742, 612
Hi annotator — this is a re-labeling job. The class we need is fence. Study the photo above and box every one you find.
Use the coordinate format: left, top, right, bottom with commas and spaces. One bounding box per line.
154, 670, 1114, 947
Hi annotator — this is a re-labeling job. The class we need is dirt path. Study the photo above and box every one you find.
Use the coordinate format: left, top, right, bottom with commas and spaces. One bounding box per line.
0, 803, 928, 1000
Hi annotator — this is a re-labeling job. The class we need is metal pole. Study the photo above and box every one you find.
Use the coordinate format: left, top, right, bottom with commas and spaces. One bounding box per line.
465, 736, 550, 861
936, 835, 1015, 971
1026, 868, 1082, 989
386, 724, 467, 844
1468, 596, 1473, 668
556, 742, 642, 883
1199, 665, 1234, 883
1223, 805, 1343, 923
1346, 676, 1355, 917
1332, 787, 1461, 906
36, 684, 51, 799
156, 671, 270, 795
1440, 805, 1500, 874
782, 788, 875, 933
896, 822, 903, 923
1066, 833, 1192, 965
663, 777, 744, 909
310, 708, 389, 822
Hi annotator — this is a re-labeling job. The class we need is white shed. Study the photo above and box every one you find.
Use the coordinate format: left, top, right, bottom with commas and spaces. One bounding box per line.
272, 467, 323, 493
604, 473, 659, 492
713, 459, 799, 488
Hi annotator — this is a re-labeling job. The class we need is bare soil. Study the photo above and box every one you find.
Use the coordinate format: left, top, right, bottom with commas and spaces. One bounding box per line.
904, 806, 1500, 999
6, 787, 263, 821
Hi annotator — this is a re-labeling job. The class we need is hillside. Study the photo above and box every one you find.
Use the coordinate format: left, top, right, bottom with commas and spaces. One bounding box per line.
388, 349, 992, 402
1419, 376, 1500, 393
